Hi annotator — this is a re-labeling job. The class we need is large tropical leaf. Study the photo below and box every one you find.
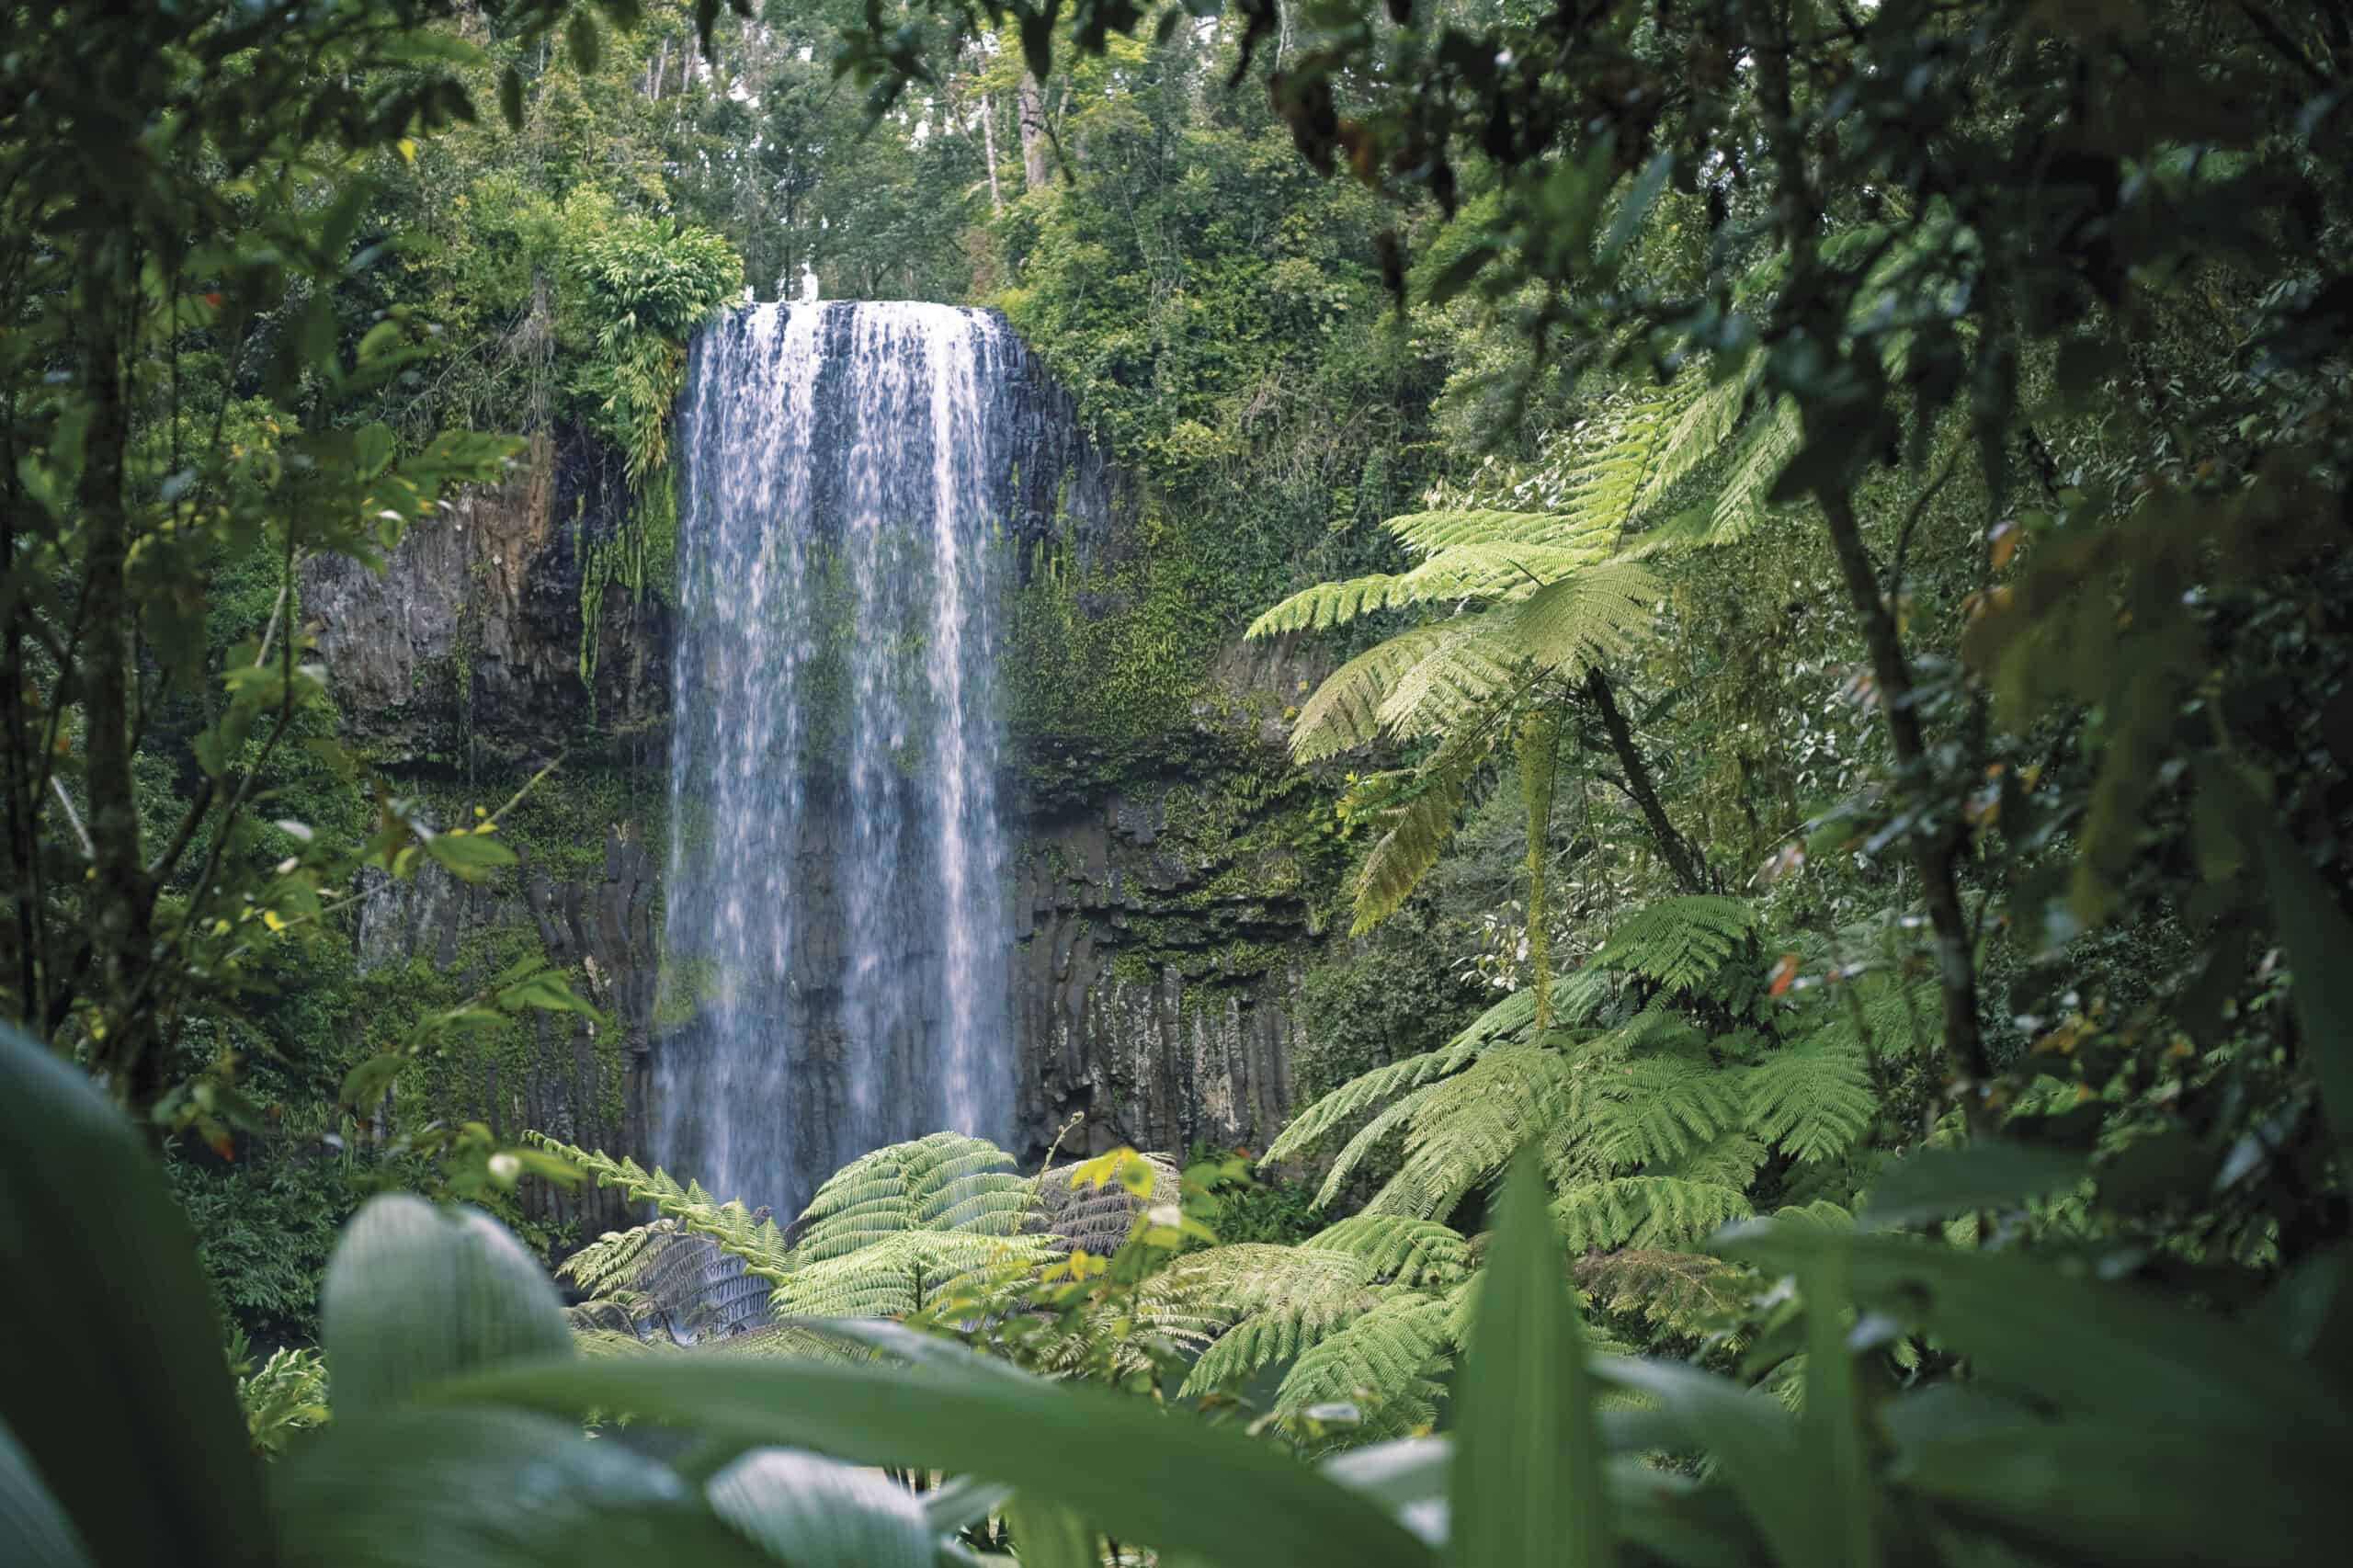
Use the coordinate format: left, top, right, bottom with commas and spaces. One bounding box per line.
705, 1448, 937, 1568
270, 1406, 769, 1568
0, 1026, 272, 1568
321, 1193, 575, 1418
433, 1350, 1435, 1568
1451, 1145, 1613, 1567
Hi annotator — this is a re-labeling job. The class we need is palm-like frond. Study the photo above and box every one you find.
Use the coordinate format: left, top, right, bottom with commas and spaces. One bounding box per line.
1745, 1033, 1877, 1163
1370, 1045, 1581, 1219
1289, 625, 1455, 763
1301, 1215, 1475, 1289
1554, 1176, 1755, 1253
1267, 1291, 1458, 1444
1347, 751, 1485, 936
1574, 1248, 1754, 1340
1246, 542, 1604, 638
1169, 1245, 1388, 1396
793, 1131, 1031, 1262
1589, 895, 1760, 991
1029, 1153, 1180, 1254
777, 1230, 1056, 1318
532, 1134, 793, 1278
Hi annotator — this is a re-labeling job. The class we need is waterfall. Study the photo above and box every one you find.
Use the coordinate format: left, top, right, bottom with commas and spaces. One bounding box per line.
655, 301, 1013, 1218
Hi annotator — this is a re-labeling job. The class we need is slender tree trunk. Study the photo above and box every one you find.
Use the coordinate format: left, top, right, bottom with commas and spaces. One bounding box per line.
1818, 491, 1992, 1099
980, 91, 1005, 213
1017, 72, 1050, 190
76, 294, 157, 1103
1583, 667, 1708, 895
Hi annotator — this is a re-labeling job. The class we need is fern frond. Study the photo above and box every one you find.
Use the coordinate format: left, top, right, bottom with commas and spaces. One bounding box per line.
776, 1230, 1055, 1318
1744, 1034, 1876, 1163
1029, 1152, 1180, 1255
1289, 625, 1455, 763
1245, 543, 1600, 638
1168, 1246, 1386, 1395
532, 1133, 792, 1279
1555, 1176, 1753, 1253
1348, 750, 1485, 936
1596, 1053, 1749, 1170
1302, 1215, 1476, 1289
1574, 1248, 1753, 1339
1704, 395, 1804, 544
1269, 1291, 1457, 1444
1590, 895, 1759, 991
1370, 1046, 1578, 1219
1369, 619, 1526, 745
1383, 506, 1620, 557
792, 1131, 1029, 1262
1493, 560, 1660, 680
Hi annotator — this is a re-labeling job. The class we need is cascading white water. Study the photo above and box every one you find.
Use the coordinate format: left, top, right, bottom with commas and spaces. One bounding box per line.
655, 301, 1012, 1218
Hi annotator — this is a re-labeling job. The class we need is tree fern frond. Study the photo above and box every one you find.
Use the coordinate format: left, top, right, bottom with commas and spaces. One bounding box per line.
1289, 625, 1455, 762
1494, 560, 1660, 680
777, 1231, 1054, 1318
1268, 1291, 1457, 1444
1348, 751, 1485, 937
1703, 395, 1804, 545
1370, 1046, 1578, 1219
1028, 1153, 1180, 1255
532, 1133, 792, 1279
792, 1131, 1029, 1262
1370, 619, 1526, 745
1245, 543, 1602, 638
1574, 1248, 1753, 1339
1302, 1215, 1476, 1289
1383, 506, 1621, 558
1555, 1176, 1753, 1253
1596, 1054, 1749, 1170
1771, 1199, 1859, 1230
1589, 895, 1760, 991
1166, 1246, 1387, 1396
1744, 1034, 1877, 1163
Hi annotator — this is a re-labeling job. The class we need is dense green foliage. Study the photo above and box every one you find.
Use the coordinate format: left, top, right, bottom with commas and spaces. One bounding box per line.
6, 0, 2353, 1563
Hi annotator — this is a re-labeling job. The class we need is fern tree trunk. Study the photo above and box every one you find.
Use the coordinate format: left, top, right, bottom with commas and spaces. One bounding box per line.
1519, 711, 1561, 1028
1583, 668, 1708, 895
1818, 491, 1993, 1103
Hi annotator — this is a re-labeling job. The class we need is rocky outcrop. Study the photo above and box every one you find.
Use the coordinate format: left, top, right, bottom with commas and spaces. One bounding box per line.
355, 825, 661, 1233
1012, 789, 1311, 1157
303, 426, 668, 767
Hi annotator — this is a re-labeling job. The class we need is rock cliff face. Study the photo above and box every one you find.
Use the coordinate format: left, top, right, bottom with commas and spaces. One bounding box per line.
304, 326, 1327, 1209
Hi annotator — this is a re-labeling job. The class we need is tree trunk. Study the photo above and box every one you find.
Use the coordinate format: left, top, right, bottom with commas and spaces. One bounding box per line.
76, 297, 158, 1104
1017, 72, 1050, 191
980, 91, 1005, 213
1583, 667, 1709, 895
1818, 489, 1992, 1101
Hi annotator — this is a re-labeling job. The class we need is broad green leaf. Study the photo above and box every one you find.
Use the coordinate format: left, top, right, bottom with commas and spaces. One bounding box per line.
1800, 1260, 1877, 1568
0, 1026, 270, 1568
1003, 1496, 1096, 1568
1590, 1356, 1813, 1567
1889, 1418, 2347, 1568
421, 828, 519, 880
707, 1449, 936, 1568
1717, 1223, 2353, 1453
1857, 1142, 2089, 1229
0, 1416, 94, 1568
1451, 1144, 1612, 1568
322, 1194, 574, 1419
271, 1406, 769, 1567
922, 1475, 1012, 1535
2217, 765, 2353, 1170
433, 1355, 1435, 1568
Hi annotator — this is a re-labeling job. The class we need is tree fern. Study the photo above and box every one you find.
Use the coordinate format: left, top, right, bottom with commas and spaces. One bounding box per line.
1288, 625, 1455, 763
1345, 752, 1484, 936
1589, 894, 1760, 991
532, 1135, 794, 1278
793, 1131, 1032, 1262
1301, 1215, 1475, 1289
1246, 542, 1606, 637
1370, 1045, 1582, 1219
1745, 1032, 1879, 1163
1555, 1176, 1755, 1253
1267, 1290, 1459, 1444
